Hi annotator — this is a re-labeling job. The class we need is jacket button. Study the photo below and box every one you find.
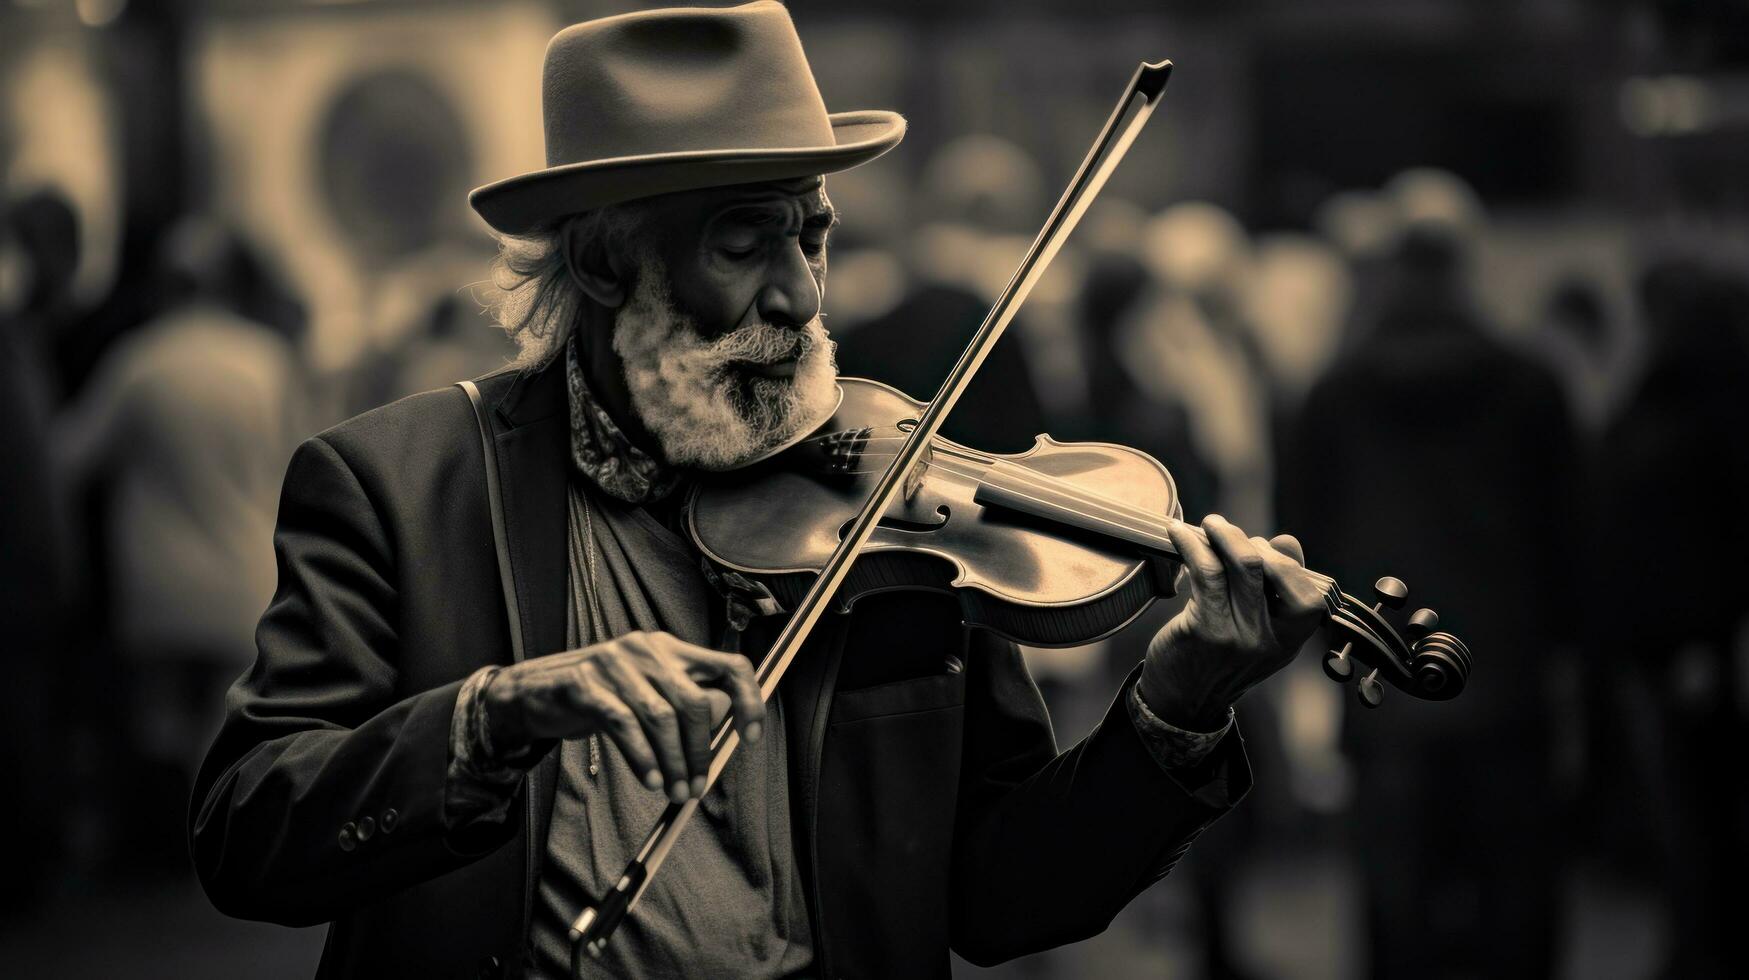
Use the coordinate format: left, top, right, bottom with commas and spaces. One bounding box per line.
338, 822, 358, 852
357, 815, 376, 841
380, 808, 399, 833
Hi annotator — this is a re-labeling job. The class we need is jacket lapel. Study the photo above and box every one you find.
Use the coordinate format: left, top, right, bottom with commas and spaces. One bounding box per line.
482, 362, 569, 941
490, 361, 570, 661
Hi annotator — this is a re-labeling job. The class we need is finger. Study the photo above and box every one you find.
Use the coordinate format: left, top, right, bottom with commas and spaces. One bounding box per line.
569, 664, 662, 792
703, 689, 732, 730
1251, 536, 1333, 631
1262, 534, 1340, 618
674, 642, 768, 745
601, 652, 691, 803
1166, 519, 1228, 610
1203, 515, 1268, 635
646, 663, 718, 800
1268, 533, 1306, 567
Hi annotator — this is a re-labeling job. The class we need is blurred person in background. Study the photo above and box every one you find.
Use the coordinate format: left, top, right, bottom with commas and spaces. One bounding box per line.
2, 189, 81, 414
833, 133, 1049, 454
1533, 275, 1624, 440
1071, 239, 1218, 520
1282, 171, 1580, 980
1096, 202, 1297, 980
1125, 202, 1275, 532
343, 241, 518, 413
1070, 234, 1249, 979
53, 216, 309, 873
0, 189, 79, 913
1596, 257, 1749, 980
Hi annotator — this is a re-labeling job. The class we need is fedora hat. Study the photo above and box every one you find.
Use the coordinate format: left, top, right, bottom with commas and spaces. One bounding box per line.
469, 1, 905, 235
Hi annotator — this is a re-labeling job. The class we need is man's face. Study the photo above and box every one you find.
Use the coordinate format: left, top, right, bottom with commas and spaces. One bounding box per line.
610, 177, 841, 471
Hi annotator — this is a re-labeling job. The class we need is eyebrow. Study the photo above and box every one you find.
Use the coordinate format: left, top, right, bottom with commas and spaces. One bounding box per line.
717, 201, 839, 236
714, 197, 838, 233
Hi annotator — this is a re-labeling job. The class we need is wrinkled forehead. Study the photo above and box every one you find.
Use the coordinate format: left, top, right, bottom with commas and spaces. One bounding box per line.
648, 176, 834, 236
709, 176, 833, 230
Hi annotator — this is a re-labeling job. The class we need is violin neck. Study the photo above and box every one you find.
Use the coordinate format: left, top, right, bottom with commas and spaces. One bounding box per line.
972, 459, 1194, 559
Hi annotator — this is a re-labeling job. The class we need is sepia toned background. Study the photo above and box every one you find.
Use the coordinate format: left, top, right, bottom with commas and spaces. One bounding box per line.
3, 0, 1746, 977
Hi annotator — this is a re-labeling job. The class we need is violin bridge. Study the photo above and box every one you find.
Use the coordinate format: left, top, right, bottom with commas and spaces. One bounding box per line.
904, 444, 932, 502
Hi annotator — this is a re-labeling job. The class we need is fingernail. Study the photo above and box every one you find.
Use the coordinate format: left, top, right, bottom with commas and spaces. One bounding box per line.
746, 722, 763, 743
644, 771, 664, 792
690, 776, 707, 798
669, 781, 688, 804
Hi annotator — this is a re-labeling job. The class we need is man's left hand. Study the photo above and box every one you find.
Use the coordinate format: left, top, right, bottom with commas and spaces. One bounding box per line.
1139, 514, 1335, 731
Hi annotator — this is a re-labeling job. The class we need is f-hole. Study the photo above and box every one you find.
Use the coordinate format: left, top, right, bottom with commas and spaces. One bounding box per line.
840, 504, 951, 539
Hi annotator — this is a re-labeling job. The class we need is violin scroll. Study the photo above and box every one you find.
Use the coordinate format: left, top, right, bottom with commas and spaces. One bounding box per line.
1322, 576, 1472, 708
1408, 631, 1473, 700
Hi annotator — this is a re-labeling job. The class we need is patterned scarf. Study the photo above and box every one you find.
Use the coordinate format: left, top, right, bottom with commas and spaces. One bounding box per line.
564, 333, 680, 504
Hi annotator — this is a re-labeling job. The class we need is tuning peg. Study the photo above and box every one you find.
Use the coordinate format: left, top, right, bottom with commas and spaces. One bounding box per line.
1323, 642, 1355, 682
1372, 576, 1408, 611
1357, 669, 1384, 708
1407, 607, 1439, 638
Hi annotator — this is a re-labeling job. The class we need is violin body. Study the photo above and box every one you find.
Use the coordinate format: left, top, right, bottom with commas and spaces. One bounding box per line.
689, 377, 1471, 703
689, 378, 1181, 646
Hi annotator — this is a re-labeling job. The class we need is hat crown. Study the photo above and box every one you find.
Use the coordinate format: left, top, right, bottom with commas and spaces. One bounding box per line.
541, 1, 834, 168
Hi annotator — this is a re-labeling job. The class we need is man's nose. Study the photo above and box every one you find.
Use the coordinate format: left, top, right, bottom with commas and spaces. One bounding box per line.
756, 244, 822, 328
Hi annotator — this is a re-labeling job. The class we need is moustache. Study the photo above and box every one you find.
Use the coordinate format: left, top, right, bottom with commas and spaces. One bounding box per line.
704, 319, 826, 369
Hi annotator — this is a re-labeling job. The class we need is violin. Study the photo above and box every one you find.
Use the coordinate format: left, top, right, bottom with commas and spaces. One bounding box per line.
689, 376, 1472, 705
571, 57, 1470, 967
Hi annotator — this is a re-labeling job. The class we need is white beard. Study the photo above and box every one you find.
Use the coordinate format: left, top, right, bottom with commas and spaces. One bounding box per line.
611, 264, 839, 471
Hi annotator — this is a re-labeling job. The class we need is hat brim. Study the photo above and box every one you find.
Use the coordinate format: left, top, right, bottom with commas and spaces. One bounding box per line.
469, 110, 904, 236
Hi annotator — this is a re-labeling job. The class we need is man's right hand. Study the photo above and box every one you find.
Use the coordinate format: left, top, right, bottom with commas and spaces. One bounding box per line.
479, 630, 766, 804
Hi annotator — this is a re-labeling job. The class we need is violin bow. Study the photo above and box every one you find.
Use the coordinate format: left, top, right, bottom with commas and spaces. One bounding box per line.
570, 59, 1175, 970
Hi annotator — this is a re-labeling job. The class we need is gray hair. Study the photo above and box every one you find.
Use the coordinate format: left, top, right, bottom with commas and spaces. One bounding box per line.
482, 204, 648, 371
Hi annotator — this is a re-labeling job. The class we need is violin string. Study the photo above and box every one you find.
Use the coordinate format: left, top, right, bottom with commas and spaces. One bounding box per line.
795, 430, 1000, 467
797, 429, 1341, 606
840, 447, 1341, 608
843, 449, 1187, 534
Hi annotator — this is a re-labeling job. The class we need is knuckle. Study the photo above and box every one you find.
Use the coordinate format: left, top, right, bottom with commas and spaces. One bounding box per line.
601, 703, 637, 730
572, 662, 604, 692
1194, 559, 1225, 580
679, 694, 712, 721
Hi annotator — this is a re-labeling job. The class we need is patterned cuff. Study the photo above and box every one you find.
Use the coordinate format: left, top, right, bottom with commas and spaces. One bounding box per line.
1125, 682, 1235, 772
444, 666, 532, 830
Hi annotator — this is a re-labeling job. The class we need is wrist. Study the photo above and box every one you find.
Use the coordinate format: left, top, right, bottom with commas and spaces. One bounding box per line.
1137, 661, 1230, 733
477, 667, 531, 762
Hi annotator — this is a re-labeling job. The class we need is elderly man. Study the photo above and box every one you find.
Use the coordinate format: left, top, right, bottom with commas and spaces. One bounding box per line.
192, 4, 1327, 978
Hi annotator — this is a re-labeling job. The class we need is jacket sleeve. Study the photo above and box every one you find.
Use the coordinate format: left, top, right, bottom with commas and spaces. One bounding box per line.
189, 435, 517, 926
949, 632, 1251, 965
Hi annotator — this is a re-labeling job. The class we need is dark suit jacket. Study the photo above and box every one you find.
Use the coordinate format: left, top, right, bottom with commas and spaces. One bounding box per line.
190, 362, 1250, 979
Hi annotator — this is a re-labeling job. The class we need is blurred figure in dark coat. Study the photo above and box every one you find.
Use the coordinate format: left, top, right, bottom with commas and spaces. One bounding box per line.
833, 135, 1048, 453
1597, 259, 1749, 980
1282, 180, 1580, 979
1533, 275, 1625, 439
0, 189, 79, 911
52, 218, 309, 873
1075, 243, 1263, 979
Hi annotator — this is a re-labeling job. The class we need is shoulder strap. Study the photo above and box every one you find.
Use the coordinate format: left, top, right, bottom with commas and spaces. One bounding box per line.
457, 380, 527, 664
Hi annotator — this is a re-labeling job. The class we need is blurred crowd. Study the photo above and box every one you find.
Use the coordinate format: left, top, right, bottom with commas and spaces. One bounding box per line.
4, 1, 1748, 978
